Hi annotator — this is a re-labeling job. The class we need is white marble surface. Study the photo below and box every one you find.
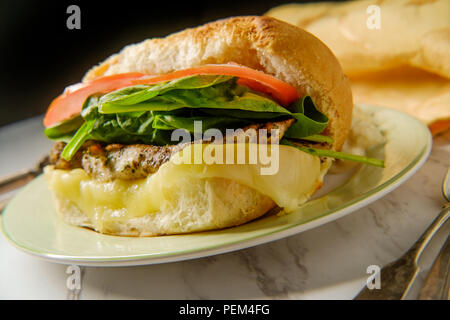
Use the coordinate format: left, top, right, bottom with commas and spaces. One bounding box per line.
0, 116, 448, 300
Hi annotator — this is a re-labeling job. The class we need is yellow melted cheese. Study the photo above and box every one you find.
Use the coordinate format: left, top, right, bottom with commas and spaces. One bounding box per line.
45, 144, 322, 226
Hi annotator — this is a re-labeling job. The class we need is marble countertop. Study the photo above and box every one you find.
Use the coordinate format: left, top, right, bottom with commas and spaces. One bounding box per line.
0, 116, 448, 300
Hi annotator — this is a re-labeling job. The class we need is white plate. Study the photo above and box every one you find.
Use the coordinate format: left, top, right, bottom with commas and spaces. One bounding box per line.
1, 104, 432, 266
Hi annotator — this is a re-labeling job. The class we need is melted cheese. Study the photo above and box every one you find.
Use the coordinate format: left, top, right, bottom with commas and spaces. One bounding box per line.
45, 144, 322, 226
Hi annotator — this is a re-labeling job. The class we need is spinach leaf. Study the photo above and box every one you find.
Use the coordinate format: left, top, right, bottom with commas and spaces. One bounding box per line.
61, 120, 96, 160
59, 75, 331, 160
99, 75, 234, 108
152, 114, 252, 132
285, 96, 329, 138
299, 134, 334, 144
43, 115, 85, 142
281, 139, 385, 168
99, 79, 329, 138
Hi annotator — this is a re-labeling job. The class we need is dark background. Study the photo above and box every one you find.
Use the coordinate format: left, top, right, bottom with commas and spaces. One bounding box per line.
0, 0, 345, 127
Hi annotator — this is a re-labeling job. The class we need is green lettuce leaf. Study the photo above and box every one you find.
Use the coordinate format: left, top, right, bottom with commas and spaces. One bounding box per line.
285, 96, 329, 138
152, 114, 252, 133
54, 75, 331, 160
281, 139, 385, 168
43, 115, 85, 142
98, 76, 328, 137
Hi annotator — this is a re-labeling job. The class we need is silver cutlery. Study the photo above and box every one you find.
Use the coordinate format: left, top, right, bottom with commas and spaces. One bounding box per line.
0, 155, 49, 213
418, 235, 450, 300
355, 169, 449, 299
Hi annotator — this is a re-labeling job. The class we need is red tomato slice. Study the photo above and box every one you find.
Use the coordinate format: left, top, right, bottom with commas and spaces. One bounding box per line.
44, 64, 299, 127
44, 72, 146, 127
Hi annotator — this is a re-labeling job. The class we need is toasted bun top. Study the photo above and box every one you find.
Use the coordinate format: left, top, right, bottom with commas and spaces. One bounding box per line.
84, 16, 353, 150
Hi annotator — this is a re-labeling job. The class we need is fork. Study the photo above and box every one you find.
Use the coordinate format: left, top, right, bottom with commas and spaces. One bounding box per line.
0, 156, 49, 213
354, 169, 450, 299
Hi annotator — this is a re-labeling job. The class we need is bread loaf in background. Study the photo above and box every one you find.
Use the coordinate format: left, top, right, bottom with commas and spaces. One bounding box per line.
267, 0, 450, 134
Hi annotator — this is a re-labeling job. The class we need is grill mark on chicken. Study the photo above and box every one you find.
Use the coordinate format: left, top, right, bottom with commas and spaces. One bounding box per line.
50, 119, 295, 181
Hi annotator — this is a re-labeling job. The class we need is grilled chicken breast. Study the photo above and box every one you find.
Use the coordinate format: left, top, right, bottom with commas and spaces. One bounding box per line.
50, 119, 295, 181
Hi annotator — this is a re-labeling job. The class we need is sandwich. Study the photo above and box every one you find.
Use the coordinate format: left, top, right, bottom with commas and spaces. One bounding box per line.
43, 16, 383, 236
